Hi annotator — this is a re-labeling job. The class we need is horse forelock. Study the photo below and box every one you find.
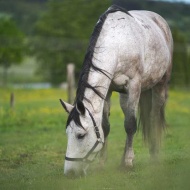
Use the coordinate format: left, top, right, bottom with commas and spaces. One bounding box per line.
74, 5, 131, 104
66, 107, 84, 129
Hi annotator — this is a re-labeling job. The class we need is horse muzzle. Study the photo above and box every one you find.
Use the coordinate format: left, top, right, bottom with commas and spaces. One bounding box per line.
64, 160, 87, 178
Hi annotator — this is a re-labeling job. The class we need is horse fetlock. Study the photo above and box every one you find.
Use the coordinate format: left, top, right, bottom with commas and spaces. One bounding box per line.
125, 149, 135, 167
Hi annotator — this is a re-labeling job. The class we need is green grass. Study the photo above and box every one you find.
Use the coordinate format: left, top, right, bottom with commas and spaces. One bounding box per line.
0, 88, 190, 190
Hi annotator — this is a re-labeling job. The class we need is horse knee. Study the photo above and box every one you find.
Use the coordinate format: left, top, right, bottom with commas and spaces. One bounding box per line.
125, 116, 137, 135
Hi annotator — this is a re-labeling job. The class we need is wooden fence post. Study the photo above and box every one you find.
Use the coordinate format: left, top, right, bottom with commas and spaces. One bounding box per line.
67, 63, 75, 104
10, 92, 15, 109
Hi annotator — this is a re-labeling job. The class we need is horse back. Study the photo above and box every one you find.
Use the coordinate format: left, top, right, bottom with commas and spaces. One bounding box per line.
100, 10, 173, 90
129, 10, 173, 53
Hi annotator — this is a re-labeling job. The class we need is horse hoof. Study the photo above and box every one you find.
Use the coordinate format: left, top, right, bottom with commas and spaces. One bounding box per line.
125, 160, 133, 168
120, 159, 134, 171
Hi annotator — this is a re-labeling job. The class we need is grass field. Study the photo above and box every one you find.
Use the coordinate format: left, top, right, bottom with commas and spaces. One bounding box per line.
0, 88, 190, 190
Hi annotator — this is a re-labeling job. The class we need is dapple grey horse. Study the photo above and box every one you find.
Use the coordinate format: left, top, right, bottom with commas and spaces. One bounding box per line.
60, 5, 173, 177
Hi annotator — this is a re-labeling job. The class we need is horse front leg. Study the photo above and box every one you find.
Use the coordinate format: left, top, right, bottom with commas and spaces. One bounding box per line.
120, 80, 141, 168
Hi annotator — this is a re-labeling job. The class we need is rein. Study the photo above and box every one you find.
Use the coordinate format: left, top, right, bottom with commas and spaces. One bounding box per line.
65, 109, 104, 163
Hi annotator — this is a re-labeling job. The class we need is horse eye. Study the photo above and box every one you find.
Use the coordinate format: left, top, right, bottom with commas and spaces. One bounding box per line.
77, 134, 85, 140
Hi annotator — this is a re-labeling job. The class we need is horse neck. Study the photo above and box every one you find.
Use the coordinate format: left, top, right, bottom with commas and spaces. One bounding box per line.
83, 67, 112, 125
82, 33, 117, 124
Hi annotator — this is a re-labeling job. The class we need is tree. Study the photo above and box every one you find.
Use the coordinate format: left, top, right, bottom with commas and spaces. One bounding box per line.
0, 14, 25, 85
171, 28, 190, 87
30, 0, 111, 85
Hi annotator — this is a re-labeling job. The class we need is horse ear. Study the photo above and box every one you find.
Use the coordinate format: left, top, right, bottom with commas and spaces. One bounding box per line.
59, 99, 73, 113
76, 101, 85, 115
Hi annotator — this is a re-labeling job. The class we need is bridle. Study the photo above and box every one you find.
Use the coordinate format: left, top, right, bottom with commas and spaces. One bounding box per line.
65, 108, 104, 163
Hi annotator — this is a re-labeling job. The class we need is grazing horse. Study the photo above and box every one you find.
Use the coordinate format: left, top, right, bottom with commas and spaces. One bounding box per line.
60, 5, 173, 177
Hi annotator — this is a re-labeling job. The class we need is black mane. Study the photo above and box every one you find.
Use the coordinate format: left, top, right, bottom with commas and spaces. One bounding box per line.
75, 4, 132, 104
67, 5, 132, 128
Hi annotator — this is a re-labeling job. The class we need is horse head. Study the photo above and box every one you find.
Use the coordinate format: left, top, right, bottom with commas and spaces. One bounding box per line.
60, 99, 104, 178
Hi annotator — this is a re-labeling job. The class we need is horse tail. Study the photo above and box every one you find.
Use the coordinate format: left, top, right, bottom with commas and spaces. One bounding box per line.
139, 88, 166, 151
139, 89, 152, 145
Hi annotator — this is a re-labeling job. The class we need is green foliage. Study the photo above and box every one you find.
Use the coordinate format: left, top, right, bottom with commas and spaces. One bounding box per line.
1, 0, 190, 41
0, 0, 47, 35
171, 28, 190, 87
30, 0, 112, 85
0, 14, 25, 67
0, 88, 190, 189
0, 14, 25, 84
